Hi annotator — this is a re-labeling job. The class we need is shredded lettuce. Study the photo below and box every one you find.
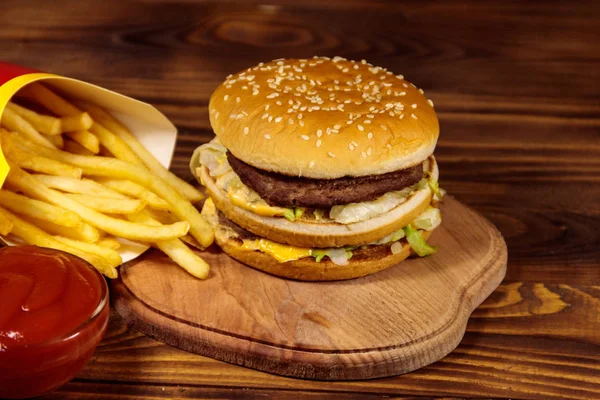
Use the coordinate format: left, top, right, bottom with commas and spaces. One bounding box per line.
371, 228, 405, 245
329, 179, 426, 224
311, 247, 353, 265
412, 206, 442, 231
294, 207, 304, 219
403, 224, 437, 257
283, 209, 296, 221
426, 172, 444, 201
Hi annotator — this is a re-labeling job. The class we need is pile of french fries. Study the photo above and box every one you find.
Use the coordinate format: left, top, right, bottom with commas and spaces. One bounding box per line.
0, 83, 214, 279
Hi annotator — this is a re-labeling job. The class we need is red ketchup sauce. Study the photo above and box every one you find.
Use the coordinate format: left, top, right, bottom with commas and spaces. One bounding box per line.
0, 246, 109, 398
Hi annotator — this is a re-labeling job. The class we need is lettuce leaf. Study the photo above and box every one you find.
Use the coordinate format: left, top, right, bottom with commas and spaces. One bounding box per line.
403, 224, 437, 257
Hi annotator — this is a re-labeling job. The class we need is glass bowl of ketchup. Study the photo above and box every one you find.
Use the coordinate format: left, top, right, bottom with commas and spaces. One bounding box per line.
0, 245, 110, 399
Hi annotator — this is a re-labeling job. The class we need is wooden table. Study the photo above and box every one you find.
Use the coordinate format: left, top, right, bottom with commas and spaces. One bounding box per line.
3, 0, 598, 398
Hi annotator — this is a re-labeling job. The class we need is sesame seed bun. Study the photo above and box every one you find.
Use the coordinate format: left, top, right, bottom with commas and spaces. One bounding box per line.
208, 57, 439, 179
199, 156, 438, 248
213, 221, 433, 281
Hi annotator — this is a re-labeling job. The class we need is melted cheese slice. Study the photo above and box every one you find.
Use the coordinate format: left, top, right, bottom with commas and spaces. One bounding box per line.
240, 238, 312, 263
227, 186, 290, 218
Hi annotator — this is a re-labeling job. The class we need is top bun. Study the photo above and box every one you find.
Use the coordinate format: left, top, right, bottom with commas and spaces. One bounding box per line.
208, 57, 439, 179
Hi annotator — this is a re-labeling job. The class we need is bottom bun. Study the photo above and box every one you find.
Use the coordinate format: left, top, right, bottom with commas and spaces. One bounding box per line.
214, 226, 434, 281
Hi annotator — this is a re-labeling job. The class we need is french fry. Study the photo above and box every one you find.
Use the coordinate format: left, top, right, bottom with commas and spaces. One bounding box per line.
60, 112, 93, 132
1, 107, 55, 148
64, 193, 146, 214
0, 210, 13, 236
21, 83, 139, 164
64, 130, 99, 153
0, 190, 82, 228
44, 133, 64, 149
6, 162, 190, 242
25, 216, 101, 243
21, 83, 81, 117
1, 137, 82, 178
54, 236, 122, 267
0, 206, 117, 277
96, 237, 121, 250
128, 210, 209, 279
63, 139, 95, 155
179, 234, 203, 250
6, 101, 61, 135
12, 139, 212, 246
94, 178, 170, 211
82, 103, 204, 203
145, 209, 178, 224
89, 122, 140, 164
33, 174, 126, 198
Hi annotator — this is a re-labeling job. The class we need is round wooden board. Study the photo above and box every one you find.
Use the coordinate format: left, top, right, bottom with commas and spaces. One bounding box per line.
112, 196, 507, 380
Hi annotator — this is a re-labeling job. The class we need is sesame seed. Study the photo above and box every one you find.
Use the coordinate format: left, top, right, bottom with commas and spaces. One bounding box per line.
288, 118, 294, 124
268, 116, 273, 122
301, 135, 310, 140
328, 152, 336, 158
309, 161, 315, 168
396, 74, 404, 80
264, 134, 271, 139
411, 113, 418, 119
361, 152, 367, 158
317, 129, 323, 137
253, 89, 259, 95
399, 91, 406, 96
236, 97, 241, 103
298, 113, 303, 119
316, 140, 322, 147
412, 104, 417, 109
244, 127, 249, 134
418, 88, 424, 94
349, 143, 355, 151
265, 105, 270, 110
266, 93, 279, 98
357, 125, 364, 131
333, 124, 341, 129
262, 113, 269, 119
215, 112, 219, 120
275, 116, 282, 123
299, 120, 305, 126
224, 95, 229, 101
364, 120, 371, 124
276, 101, 282, 106
368, 132, 373, 139
428, 99, 434, 107
367, 147, 372, 155
400, 114, 405, 119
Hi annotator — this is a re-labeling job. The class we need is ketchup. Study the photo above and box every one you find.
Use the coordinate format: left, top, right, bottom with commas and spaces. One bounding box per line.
0, 246, 109, 398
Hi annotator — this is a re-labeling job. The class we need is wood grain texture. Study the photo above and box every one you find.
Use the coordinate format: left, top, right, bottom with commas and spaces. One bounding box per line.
111, 197, 506, 380
2, 0, 597, 397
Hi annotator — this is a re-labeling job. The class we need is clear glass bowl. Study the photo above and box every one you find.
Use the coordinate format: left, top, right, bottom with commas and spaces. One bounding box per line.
0, 246, 110, 399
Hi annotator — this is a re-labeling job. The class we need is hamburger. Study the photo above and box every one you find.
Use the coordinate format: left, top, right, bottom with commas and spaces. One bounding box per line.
191, 56, 444, 281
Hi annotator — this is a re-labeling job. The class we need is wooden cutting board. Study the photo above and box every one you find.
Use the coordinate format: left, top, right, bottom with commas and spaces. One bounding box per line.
111, 196, 507, 380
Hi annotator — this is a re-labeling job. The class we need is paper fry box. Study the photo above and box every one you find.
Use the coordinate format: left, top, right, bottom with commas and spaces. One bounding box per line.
0, 62, 178, 262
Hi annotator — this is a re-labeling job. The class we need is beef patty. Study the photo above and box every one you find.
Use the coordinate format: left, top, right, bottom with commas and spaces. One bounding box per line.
227, 152, 424, 208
